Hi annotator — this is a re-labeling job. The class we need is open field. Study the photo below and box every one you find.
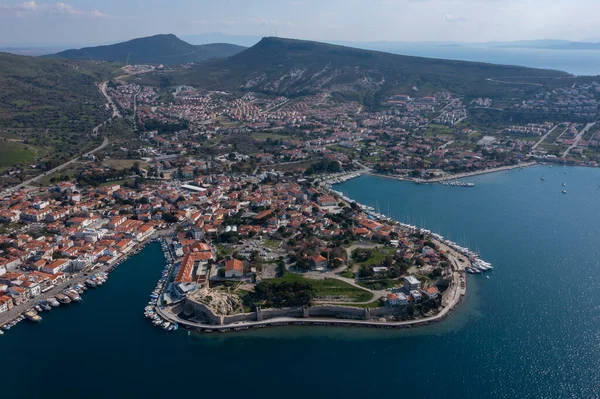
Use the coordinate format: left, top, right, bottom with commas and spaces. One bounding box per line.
103, 159, 149, 170
278, 273, 373, 302
251, 132, 288, 141
0, 141, 37, 169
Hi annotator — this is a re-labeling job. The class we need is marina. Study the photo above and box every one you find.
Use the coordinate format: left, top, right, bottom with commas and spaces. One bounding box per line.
0, 234, 166, 336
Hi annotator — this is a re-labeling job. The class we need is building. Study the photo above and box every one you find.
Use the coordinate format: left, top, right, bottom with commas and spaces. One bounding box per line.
310, 255, 328, 269
224, 259, 243, 278
387, 292, 408, 306
404, 275, 421, 294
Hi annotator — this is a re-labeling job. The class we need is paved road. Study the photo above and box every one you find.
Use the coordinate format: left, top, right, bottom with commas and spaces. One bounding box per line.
562, 122, 595, 158
100, 81, 121, 119
530, 125, 559, 152
0, 137, 109, 196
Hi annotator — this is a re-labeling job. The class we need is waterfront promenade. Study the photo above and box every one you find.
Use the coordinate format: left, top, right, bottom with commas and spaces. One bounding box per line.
369, 162, 537, 183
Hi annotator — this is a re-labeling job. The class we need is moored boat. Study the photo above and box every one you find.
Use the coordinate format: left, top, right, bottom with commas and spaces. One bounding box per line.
25, 310, 42, 322
85, 279, 97, 288
55, 293, 71, 304
47, 297, 60, 307
64, 290, 82, 302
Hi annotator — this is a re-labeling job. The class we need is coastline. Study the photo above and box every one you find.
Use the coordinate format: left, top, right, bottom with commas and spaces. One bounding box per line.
148, 172, 479, 334
367, 161, 537, 183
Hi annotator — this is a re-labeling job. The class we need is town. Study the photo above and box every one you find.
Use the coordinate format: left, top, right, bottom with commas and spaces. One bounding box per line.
1, 63, 595, 333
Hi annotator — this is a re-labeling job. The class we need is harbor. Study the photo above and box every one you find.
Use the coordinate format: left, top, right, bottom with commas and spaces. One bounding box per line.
0, 233, 168, 335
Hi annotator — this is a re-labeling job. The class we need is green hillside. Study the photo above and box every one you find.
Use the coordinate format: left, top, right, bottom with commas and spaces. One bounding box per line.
0, 52, 119, 181
157, 37, 572, 107
47, 34, 246, 65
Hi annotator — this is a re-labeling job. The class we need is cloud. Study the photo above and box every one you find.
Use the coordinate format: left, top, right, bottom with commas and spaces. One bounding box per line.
0, 1, 110, 18
444, 14, 468, 23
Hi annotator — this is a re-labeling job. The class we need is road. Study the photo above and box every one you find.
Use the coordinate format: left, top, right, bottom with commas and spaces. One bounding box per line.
100, 81, 121, 118
530, 125, 559, 152
0, 137, 109, 196
562, 122, 595, 158
1, 81, 122, 196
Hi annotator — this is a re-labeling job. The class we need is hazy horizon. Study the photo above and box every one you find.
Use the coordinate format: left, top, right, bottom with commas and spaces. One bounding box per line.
1, 0, 600, 47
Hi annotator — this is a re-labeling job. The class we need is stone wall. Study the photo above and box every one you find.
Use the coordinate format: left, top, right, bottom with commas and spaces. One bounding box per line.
183, 298, 223, 325
260, 307, 303, 320
222, 312, 256, 324
308, 305, 367, 320
185, 296, 408, 326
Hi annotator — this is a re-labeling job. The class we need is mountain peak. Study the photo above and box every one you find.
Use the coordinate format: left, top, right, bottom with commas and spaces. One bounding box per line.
46, 34, 245, 65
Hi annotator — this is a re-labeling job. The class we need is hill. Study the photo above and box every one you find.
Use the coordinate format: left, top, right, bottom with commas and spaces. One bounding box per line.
47, 34, 246, 65
0, 52, 119, 181
159, 37, 571, 106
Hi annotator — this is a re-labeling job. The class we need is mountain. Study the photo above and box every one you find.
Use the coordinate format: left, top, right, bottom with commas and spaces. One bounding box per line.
182, 33, 262, 48
162, 37, 570, 106
46, 34, 246, 65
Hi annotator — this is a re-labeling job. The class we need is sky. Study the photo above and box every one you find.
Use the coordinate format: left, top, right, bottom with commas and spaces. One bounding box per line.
0, 0, 599, 47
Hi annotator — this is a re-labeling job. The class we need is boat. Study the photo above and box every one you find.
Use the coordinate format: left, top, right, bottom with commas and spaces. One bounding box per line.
64, 290, 82, 302
562, 190, 567, 194
541, 177, 545, 181
0, 329, 4, 335
562, 183, 566, 186
47, 297, 60, 307
40, 303, 52, 312
25, 310, 42, 322
34, 305, 43, 312
85, 279, 97, 288
55, 293, 71, 304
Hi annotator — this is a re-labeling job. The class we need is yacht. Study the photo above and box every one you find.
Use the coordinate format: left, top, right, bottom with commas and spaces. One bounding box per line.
55, 293, 71, 304
47, 297, 60, 307
64, 290, 82, 302
85, 279, 97, 288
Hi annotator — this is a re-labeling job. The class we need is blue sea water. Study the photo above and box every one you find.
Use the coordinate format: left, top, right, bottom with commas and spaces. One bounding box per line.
2, 165, 600, 398
375, 45, 600, 76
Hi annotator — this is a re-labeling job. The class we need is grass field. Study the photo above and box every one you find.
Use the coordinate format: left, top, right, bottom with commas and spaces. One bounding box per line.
355, 247, 397, 266
263, 239, 281, 250
278, 273, 373, 302
103, 159, 149, 170
0, 141, 37, 168
251, 132, 288, 141
357, 279, 398, 290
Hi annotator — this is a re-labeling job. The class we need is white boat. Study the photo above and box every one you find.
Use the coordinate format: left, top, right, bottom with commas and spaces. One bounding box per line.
47, 297, 60, 307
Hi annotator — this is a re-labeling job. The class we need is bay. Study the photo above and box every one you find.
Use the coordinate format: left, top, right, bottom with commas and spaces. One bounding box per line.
2, 165, 600, 398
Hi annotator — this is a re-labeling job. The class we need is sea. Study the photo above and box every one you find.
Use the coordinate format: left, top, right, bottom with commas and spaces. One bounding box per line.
371, 45, 600, 76
2, 165, 600, 399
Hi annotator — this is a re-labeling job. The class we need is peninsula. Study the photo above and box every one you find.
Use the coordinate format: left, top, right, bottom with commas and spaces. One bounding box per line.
0, 34, 597, 333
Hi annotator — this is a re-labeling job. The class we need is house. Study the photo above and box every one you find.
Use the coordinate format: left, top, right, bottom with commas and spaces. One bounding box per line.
387, 292, 408, 306
8, 286, 27, 305
224, 259, 244, 278
421, 246, 435, 256
317, 195, 338, 207
42, 259, 70, 275
403, 275, 421, 294
0, 295, 13, 313
425, 287, 440, 299
310, 255, 328, 269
